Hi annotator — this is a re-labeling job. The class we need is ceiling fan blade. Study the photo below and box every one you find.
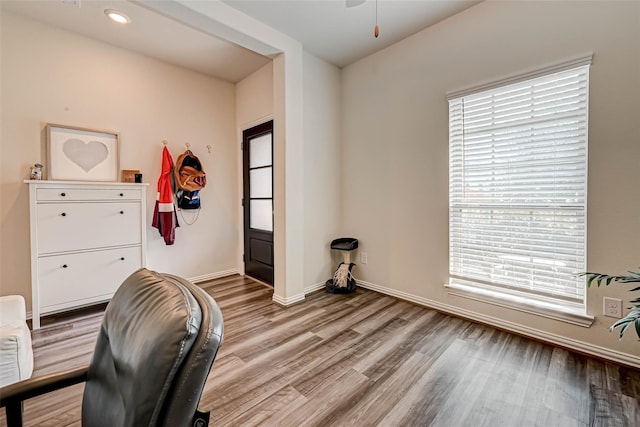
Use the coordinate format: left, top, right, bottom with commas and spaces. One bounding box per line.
346, 0, 366, 8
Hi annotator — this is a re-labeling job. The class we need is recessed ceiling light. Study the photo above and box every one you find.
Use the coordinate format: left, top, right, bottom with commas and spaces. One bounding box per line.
104, 9, 130, 25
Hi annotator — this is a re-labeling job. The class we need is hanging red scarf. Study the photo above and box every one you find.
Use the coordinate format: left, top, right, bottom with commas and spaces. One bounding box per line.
152, 146, 179, 245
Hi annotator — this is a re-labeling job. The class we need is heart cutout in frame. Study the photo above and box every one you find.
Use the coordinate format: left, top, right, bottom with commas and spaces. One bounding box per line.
62, 138, 109, 172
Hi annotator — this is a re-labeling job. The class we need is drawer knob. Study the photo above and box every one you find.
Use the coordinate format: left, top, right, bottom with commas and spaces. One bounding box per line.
61, 212, 67, 217
119, 193, 124, 197
120, 257, 125, 261
119, 211, 124, 214
62, 264, 68, 268
60, 192, 66, 197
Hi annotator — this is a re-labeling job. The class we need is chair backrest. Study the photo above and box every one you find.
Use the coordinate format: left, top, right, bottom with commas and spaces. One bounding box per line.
81, 268, 223, 427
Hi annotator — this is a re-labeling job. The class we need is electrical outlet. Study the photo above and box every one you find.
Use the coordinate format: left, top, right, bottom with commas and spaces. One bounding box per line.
360, 252, 368, 264
603, 297, 622, 318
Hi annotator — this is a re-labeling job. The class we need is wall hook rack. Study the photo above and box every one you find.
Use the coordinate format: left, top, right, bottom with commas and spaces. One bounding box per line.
206, 145, 212, 154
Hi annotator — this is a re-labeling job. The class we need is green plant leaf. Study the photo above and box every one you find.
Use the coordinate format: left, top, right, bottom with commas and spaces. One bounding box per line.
611, 318, 630, 329
611, 311, 640, 339
618, 321, 631, 339
580, 267, 640, 339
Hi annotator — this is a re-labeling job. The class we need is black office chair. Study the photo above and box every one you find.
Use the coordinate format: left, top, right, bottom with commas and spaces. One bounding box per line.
0, 268, 224, 427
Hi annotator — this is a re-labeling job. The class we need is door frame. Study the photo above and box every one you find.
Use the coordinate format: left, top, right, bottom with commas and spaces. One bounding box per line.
239, 118, 274, 285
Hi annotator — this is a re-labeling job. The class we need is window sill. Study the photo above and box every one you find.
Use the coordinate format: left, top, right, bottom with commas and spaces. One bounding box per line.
445, 281, 594, 328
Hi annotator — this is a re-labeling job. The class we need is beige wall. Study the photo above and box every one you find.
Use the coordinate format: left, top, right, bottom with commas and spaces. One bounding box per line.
235, 52, 343, 289
235, 61, 274, 274
236, 62, 274, 129
1, 12, 240, 307
302, 51, 342, 287
4, 0, 636, 363
341, 0, 640, 359
143, 0, 307, 303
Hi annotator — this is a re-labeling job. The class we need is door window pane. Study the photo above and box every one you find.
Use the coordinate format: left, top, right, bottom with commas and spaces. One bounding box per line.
250, 199, 273, 231
250, 167, 272, 198
250, 134, 272, 168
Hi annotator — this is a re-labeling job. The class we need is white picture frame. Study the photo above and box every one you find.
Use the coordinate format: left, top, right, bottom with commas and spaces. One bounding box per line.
46, 123, 119, 181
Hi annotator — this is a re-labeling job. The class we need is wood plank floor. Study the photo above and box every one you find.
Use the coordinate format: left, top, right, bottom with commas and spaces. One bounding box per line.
2, 275, 639, 426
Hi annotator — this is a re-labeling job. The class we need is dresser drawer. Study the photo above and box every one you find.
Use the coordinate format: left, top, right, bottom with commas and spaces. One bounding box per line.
37, 188, 142, 201
38, 246, 142, 313
36, 202, 142, 254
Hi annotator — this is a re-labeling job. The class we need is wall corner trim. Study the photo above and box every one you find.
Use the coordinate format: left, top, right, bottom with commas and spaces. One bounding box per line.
356, 279, 640, 369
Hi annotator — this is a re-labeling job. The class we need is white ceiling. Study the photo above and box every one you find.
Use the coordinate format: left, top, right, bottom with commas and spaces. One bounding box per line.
2, 0, 481, 81
222, 0, 481, 68
1, 0, 272, 83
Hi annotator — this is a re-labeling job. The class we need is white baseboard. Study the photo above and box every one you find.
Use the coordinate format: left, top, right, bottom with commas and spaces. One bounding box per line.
304, 281, 326, 294
356, 279, 640, 369
270, 280, 324, 305
192, 270, 307, 306
188, 268, 240, 284
272, 292, 305, 306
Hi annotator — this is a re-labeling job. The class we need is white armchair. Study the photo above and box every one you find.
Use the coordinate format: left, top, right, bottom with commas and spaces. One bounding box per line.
0, 295, 34, 387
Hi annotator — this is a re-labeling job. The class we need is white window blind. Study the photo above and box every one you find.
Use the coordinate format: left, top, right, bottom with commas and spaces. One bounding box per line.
448, 64, 589, 305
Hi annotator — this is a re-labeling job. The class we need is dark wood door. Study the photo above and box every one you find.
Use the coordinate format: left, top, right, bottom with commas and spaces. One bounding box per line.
243, 121, 274, 285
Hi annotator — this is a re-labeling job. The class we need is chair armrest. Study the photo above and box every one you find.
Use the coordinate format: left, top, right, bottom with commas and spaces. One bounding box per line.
1, 365, 88, 427
0, 365, 88, 406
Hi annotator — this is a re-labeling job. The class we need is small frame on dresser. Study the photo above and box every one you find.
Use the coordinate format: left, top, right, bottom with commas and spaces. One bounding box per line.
121, 169, 140, 183
46, 123, 120, 181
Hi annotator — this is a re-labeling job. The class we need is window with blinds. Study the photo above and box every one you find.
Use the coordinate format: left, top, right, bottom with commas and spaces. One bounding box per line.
448, 60, 590, 310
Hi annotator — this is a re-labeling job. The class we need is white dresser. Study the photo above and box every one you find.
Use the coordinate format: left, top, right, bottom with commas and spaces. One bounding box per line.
26, 180, 148, 329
